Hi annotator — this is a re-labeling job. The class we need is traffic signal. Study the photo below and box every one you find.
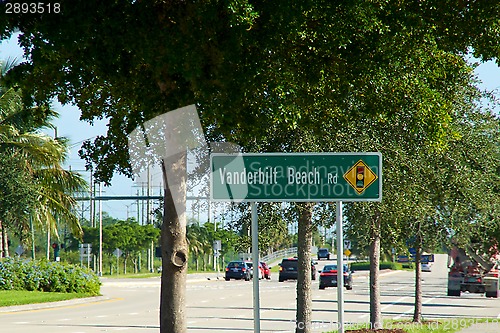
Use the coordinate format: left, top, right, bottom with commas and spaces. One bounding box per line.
356, 165, 364, 188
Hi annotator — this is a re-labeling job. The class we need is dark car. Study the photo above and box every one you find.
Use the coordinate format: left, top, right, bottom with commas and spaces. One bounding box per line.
225, 261, 251, 281
319, 264, 353, 290
317, 248, 331, 260
260, 261, 271, 280
278, 258, 317, 282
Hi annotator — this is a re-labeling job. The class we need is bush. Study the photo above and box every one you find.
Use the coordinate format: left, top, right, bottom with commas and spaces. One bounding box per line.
350, 261, 402, 271
0, 258, 101, 295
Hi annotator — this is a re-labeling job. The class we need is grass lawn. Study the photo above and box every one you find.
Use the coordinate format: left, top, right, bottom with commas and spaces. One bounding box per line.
0, 290, 96, 307
103, 272, 160, 278
325, 319, 491, 333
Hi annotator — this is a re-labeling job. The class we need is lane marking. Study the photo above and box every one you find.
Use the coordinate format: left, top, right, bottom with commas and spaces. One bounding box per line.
358, 296, 411, 319
393, 297, 435, 320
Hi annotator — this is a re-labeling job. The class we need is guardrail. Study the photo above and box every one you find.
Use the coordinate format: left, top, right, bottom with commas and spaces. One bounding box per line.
261, 247, 298, 264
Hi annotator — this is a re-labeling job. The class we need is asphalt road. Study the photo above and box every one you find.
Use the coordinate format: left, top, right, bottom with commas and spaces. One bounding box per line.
1, 254, 500, 333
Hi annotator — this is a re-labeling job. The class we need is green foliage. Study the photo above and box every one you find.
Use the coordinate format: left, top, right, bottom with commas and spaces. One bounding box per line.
0, 59, 87, 242
0, 290, 94, 307
0, 258, 101, 295
350, 261, 402, 271
186, 220, 242, 270
81, 220, 160, 255
3, 2, 500, 183
0, 153, 37, 238
329, 319, 482, 333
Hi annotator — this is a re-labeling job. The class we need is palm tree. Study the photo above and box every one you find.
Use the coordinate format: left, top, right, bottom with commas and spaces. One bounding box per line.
186, 223, 205, 271
0, 59, 87, 257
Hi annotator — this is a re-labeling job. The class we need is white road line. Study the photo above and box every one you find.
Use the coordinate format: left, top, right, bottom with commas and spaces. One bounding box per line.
393, 297, 435, 320
358, 296, 410, 319
496, 313, 500, 319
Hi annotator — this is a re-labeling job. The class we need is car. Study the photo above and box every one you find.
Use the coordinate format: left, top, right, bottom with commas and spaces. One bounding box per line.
278, 257, 317, 282
317, 248, 331, 260
260, 262, 271, 279
225, 261, 251, 281
421, 263, 432, 272
319, 264, 353, 290
245, 261, 264, 279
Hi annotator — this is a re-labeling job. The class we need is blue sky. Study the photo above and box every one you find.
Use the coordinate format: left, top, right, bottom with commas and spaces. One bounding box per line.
1, 33, 499, 221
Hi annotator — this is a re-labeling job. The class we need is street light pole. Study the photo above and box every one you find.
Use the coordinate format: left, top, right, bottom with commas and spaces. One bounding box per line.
99, 183, 103, 276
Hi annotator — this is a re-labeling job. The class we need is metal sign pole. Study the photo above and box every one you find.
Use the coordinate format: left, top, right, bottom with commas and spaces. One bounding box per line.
336, 201, 344, 333
251, 202, 261, 333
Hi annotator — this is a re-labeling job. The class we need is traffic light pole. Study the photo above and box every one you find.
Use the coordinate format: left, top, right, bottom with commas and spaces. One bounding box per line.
336, 201, 345, 333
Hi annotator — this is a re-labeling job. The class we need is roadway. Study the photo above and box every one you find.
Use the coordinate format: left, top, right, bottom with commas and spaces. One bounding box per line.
1, 254, 500, 333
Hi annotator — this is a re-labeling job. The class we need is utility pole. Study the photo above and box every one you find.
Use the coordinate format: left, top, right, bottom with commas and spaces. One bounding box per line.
98, 183, 103, 276
136, 189, 140, 223
90, 169, 94, 228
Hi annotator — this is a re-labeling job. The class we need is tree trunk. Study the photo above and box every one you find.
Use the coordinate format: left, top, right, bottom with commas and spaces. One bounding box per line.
0, 221, 3, 257
296, 202, 314, 333
160, 152, 188, 333
369, 208, 382, 330
1, 223, 9, 258
133, 258, 138, 274
413, 235, 423, 323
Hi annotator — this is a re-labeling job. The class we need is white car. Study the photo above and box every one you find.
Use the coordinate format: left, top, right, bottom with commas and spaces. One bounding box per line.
421, 263, 432, 272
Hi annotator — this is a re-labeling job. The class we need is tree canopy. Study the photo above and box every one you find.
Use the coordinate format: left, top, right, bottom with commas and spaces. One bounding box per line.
2, 1, 500, 332
2, 1, 500, 180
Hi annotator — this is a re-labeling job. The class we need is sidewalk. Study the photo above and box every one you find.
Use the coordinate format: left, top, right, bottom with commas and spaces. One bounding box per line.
186, 271, 222, 282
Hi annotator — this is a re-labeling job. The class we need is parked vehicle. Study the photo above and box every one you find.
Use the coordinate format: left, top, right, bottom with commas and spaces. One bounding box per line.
245, 261, 264, 279
278, 257, 317, 282
447, 246, 500, 298
319, 264, 353, 290
225, 261, 251, 281
260, 262, 271, 279
317, 248, 331, 260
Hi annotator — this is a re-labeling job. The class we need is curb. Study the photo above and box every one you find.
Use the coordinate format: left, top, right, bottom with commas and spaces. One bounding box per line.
0, 295, 109, 313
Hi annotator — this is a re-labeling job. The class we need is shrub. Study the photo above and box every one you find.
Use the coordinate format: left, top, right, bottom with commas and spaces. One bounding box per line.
350, 261, 402, 271
0, 258, 101, 295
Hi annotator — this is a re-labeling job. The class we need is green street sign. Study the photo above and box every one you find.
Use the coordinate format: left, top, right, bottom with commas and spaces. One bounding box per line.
210, 153, 382, 202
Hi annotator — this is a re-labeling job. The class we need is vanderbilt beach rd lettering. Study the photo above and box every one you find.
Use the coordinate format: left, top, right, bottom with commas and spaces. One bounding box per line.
287, 167, 320, 185
218, 166, 325, 186
219, 167, 279, 185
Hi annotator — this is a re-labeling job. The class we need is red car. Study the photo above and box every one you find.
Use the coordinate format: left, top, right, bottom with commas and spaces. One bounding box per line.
245, 261, 265, 279
260, 262, 271, 280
